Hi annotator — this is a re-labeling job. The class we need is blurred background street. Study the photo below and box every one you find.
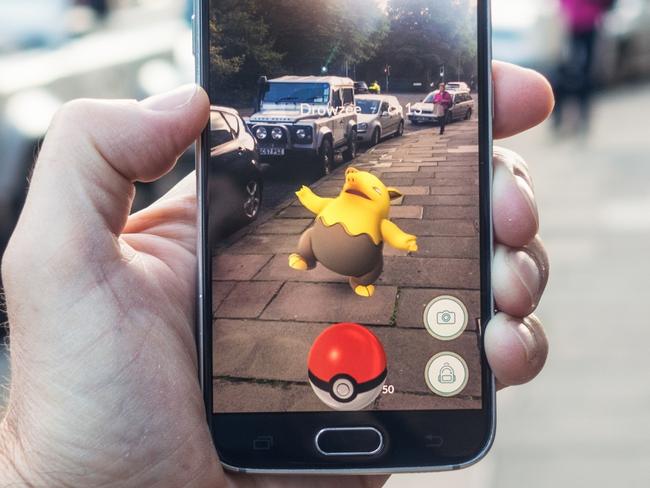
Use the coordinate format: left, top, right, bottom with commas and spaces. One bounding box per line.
1, 1, 650, 486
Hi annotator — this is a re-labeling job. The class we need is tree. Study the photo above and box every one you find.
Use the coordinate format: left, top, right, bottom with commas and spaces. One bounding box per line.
209, 0, 283, 104
373, 0, 477, 84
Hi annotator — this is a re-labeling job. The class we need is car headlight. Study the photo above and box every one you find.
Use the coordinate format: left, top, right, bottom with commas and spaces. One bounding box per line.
271, 127, 283, 140
358, 123, 368, 131
255, 127, 267, 140
296, 128, 307, 139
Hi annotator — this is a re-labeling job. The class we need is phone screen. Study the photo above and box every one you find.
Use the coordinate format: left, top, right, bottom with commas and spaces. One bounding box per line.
206, 0, 484, 414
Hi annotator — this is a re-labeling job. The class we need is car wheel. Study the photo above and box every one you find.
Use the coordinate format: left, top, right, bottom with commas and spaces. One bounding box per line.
319, 138, 334, 176
343, 130, 358, 161
242, 179, 262, 221
395, 120, 404, 137
464, 109, 472, 120
370, 127, 381, 146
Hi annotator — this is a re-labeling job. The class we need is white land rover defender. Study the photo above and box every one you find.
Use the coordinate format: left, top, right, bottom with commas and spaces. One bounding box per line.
246, 75, 358, 175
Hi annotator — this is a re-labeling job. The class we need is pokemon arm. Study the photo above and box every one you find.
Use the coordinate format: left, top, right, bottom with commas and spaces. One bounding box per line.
381, 219, 418, 252
295, 186, 333, 215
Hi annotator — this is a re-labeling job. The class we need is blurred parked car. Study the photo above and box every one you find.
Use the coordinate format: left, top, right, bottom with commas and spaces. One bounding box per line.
354, 81, 370, 94
408, 89, 474, 125
0, 0, 72, 53
355, 94, 404, 146
598, 0, 650, 82
0, 6, 191, 262
492, 0, 566, 76
209, 107, 263, 238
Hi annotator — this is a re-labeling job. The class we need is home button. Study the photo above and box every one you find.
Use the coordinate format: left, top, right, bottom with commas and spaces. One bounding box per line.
315, 427, 384, 456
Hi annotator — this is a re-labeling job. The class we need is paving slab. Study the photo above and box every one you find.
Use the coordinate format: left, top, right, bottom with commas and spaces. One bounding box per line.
212, 254, 273, 281
215, 281, 284, 319
261, 282, 398, 325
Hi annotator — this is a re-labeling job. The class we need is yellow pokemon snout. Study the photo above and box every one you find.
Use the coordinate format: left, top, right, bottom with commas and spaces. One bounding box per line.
339, 167, 403, 219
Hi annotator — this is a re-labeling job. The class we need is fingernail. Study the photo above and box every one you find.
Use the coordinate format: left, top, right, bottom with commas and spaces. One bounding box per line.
140, 84, 198, 112
513, 317, 539, 363
505, 248, 542, 307
513, 171, 539, 228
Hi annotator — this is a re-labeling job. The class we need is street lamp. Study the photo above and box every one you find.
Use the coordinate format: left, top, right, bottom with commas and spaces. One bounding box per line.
384, 65, 391, 93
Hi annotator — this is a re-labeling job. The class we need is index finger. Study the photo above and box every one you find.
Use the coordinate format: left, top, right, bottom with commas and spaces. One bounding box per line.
493, 61, 555, 139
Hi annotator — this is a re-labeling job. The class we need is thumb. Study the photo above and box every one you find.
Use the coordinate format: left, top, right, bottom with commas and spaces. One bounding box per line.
7, 85, 209, 270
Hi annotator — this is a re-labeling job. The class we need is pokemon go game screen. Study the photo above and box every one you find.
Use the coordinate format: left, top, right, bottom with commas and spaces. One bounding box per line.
208, 0, 482, 412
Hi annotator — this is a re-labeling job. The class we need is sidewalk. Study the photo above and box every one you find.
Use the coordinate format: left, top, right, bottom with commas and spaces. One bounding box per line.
212, 119, 482, 412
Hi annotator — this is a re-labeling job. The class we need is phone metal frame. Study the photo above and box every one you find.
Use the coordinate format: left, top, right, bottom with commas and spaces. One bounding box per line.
195, 0, 495, 474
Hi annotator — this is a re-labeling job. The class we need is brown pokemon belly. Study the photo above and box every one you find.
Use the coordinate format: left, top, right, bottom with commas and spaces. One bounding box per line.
311, 219, 383, 277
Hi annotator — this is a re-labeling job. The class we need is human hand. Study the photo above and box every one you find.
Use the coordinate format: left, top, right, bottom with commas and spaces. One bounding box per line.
0, 61, 553, 487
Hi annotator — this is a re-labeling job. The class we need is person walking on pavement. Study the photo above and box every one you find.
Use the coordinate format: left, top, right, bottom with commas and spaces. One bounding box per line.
554, 0, 616, 131
434, 83, 453, 135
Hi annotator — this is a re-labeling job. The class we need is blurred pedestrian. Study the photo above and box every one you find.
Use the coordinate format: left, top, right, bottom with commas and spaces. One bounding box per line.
434, 82, 453, 135
369, 80, 381, 94
554, 0, 617, 131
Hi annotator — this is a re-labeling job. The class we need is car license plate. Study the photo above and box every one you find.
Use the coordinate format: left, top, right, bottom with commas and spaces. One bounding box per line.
260, 147, 285, 156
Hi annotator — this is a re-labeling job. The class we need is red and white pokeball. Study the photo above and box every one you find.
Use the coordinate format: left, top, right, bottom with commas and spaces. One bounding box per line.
308, 323, 387, 411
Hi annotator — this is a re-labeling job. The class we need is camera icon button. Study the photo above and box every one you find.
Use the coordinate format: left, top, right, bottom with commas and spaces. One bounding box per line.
423, 295, 469, 340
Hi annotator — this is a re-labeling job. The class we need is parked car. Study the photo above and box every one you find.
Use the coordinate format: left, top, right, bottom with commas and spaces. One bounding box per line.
355, 94, 404, 146
354, 81, 370, 94
246, 75, 358, 175
209, 107, 263, 238
408, 90, 475, 125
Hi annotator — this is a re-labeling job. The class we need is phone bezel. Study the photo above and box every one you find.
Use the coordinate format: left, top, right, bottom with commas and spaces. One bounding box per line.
196, 0, 495, 474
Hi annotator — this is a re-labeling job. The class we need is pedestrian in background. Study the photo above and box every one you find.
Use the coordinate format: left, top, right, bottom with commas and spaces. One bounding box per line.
554, 0, 616, 132
434, 82, 453, 135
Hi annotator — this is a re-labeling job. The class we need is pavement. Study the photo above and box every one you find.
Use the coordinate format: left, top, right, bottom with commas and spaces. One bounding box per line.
212, 110, 483, 412
389, 83, 650, 487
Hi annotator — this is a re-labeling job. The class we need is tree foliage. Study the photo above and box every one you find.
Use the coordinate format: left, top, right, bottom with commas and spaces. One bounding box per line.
209, 0, 476, 105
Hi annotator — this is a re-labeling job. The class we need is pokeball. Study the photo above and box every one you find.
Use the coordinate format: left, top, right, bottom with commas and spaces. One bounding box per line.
308, 323, 387, 411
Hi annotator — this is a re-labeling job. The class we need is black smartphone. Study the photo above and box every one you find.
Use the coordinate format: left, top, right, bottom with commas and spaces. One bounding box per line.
196, 0, 494, 473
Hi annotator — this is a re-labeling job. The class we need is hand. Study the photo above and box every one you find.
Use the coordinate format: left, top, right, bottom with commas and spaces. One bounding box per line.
406, 236, 418, 253
0, 61, 553, 487
295, 185, 314, 200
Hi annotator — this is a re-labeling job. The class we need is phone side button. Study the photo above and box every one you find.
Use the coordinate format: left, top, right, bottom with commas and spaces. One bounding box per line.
315, 427, 383, 457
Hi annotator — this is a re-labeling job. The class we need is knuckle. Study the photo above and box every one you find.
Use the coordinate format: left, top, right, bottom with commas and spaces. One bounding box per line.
50, 99, 98, 131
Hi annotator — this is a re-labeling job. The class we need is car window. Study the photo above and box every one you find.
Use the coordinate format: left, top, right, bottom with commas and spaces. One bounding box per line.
223, 112, 240, 137
380, 102, 389, 113
332, 89, 342, 108
342, 88, 354, 106
356, 99, 380, 114
210, 112, 234, 147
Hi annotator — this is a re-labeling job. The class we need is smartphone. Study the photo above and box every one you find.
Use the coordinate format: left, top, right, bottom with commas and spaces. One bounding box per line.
196, 0, 494, 473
